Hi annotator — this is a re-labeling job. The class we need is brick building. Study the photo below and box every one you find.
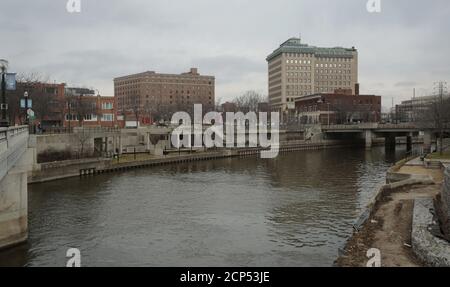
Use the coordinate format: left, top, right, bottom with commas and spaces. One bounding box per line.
9, 82, 66, 127
114, 68, 215, 124
63, 94, 123, 128
221, 102, 237, 113
9, 82, 123, 129
295, 88, 381, 125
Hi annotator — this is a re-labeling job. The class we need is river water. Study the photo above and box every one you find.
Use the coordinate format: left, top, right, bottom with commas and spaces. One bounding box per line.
0, 146, 409, 267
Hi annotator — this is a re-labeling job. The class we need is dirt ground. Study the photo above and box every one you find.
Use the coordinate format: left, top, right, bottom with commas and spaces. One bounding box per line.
337, 165, 443, 267
398, 166, 444, 182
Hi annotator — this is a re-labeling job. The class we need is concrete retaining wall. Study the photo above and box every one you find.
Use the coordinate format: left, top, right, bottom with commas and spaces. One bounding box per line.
412, 198, 450, 267
29, 158, 112, 184
437, 167, 450, 239
29, 140, 362, 184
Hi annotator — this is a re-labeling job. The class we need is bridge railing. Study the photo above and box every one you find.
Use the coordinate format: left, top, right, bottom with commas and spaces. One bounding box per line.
322, 123, 419, 130
0, 126, 29, 182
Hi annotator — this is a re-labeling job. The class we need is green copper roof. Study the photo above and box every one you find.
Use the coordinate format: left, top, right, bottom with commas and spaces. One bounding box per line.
266, 38, 357, 62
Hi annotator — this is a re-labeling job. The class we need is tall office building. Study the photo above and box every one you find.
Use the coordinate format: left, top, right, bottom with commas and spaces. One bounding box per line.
266, 38, 358, 111
114, 68, 215, 121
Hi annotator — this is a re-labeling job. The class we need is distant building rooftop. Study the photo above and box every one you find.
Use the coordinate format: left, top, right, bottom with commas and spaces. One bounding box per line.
65, 87, 96, 96
266, 38, 357, 62
114, 68, 214, 81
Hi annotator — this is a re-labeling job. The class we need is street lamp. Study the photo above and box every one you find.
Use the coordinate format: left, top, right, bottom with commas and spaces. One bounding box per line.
24, 91, 29, 124
0, 59, 9, 127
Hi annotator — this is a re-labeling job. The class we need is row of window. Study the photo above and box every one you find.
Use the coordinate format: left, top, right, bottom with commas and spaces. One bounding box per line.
285, 54, 354, 62
316, 57, 353, 62
101, 102, 113, 110
285, 53, 313, 58
316, 75, 352, 80
65, 114, 114, 122
169, 95, 212, 100
116, 85, 214, 92
286, 84, 312, 89
287, 91, 310, 97
286, 72, 311, 77
315, 81, 352, 86
316, 63, 351, 68
287, 78, 312, 84
315, 87, 350, 92
115, 79, 213, 87
286, 59, 311, 65
287, 66, 312, 71
298, 100, 379, 112
168, 89, 212, 95
169, 101, 213, 105
315, 69, 352, 74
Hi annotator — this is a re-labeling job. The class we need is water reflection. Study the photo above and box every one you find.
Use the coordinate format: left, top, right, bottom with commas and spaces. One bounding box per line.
0, 146, 408, 266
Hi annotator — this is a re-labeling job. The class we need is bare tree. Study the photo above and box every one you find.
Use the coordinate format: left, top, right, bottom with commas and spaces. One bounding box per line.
233, 91, 267, 113
8, 73, 62, 126
130, 95, 141, 128
75, 130, 91, 158
215, 96, 224, 112
417, 82, 450, 155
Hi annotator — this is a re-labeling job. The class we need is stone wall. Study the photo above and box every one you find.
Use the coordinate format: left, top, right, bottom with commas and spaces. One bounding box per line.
412, 198, 450, 266
438, 166, 450, 239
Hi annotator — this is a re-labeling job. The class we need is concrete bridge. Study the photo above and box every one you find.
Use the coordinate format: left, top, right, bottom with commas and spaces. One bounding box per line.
321, 123, 445, 153
0, 126, 32, 250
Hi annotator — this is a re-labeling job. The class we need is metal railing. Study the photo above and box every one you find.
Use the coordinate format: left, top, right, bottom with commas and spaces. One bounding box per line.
322, 123, 419, 130
30, 126, 122, 135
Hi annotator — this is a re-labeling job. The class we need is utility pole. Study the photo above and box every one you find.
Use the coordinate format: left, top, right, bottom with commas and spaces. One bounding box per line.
433, 81, 448, 155
412, 88, 415, 123
68, 98, 71, 132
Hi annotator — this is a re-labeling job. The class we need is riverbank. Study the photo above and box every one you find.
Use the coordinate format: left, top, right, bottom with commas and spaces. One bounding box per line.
336, 157, 446, 267
29, 140, 358, 184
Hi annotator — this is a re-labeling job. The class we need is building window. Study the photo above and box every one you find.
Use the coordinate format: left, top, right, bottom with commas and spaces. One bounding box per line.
65, 114, 78, 121
101, 114, 114, 122
102, 102, 113, 110
84, 114, 97, 121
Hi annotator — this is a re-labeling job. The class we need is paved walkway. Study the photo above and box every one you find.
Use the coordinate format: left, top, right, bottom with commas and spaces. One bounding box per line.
398, 165, 444, 183
405, 157, 424, 166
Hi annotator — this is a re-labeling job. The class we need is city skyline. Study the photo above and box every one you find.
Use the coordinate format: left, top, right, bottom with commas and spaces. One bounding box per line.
1, 0, 450, 107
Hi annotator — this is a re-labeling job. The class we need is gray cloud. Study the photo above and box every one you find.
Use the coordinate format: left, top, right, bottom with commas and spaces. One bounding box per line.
190, 55, 264, 84
395, 81, 417, 87
1, 0, 449, 104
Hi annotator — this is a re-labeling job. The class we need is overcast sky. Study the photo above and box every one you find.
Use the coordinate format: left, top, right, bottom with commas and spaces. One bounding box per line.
1, 0, 449, 108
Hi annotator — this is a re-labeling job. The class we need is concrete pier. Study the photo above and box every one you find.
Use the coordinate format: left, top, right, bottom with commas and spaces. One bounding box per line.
364, 130, 373, 150
423, 131, 433, 154
406, 134, 413, 154
385, 136, 397, 151
0, 126, 31, 250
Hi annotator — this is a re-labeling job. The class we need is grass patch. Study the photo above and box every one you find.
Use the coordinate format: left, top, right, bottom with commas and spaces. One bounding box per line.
427, 151, 450, 160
